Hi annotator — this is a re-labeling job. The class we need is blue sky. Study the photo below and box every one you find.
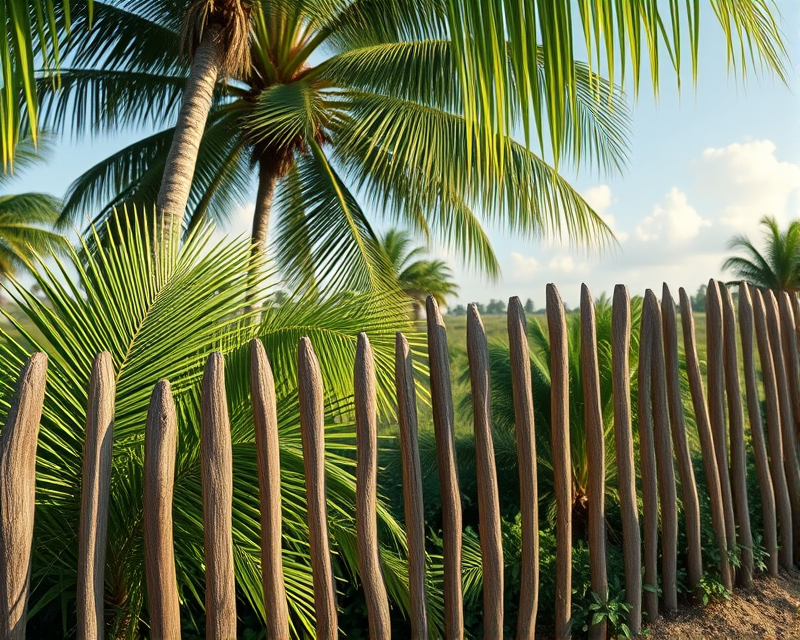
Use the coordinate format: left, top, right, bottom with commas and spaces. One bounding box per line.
9, 1, 800, 308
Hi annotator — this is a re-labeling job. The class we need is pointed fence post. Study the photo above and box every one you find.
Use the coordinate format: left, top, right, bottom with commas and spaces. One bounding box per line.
752, 289, 794, 569
250, 339, 290, 640
0, 353, 47, 640
612, 285, 641, 635
144, 380, 181, 639
467, 305, 504, 637
395, 333, 428, 640
739, 284, 778, 576
779, 292, 800, 451
507, 297, 539, 640
547, 284, 572, 640
77, 352, 115, 640
679, 289, 732, 589
661, 284, 703, 593
720, 284, 754, 586
580, 285, 607, 640
298, 338, 338, 639
426, 295, 463, 640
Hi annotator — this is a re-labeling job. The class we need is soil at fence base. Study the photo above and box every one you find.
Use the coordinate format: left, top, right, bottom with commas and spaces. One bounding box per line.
645, 569, 800, 639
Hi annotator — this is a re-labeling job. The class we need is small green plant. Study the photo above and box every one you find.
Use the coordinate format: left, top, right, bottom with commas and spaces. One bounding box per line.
750, 533, 770, 572
697, 573, 731, 606
577, 587, 634, 639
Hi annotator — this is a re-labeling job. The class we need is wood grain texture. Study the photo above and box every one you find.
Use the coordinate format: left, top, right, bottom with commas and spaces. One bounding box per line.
425, 295, 463, 639
720, 284, 754, 587
645, 291, 678, 613
394, 332, 428, 640
467, 305, 504, 638
144, 380, 181, 640
77, 352, 115, 640
679, 289, 733, 589
250, 339, 290, 640
611, 285, 641, 635
298, 338, 338, 639
547, 284, 572, 640
0, 353, 47, 640
661, 284, 703, 593
739, 284, 778, 576
507, 298, 539, 640
637, 297, 659, 622
201, 353, 237, 640
779, 292, 800, 453
765, 291, 800, 563
705, 280, 738, 565
354, 333, 391, 640
580, 285, 607, 640
752, 289, 793, 569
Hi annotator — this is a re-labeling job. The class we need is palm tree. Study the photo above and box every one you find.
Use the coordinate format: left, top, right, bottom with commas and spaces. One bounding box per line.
723, 216, 800, 293
380, 228, 458, 319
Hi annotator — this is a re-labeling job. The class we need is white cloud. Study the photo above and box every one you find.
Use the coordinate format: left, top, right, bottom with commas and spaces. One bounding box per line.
581, 184, 629, 243
547, 254, 588, 274
634, 188, 711, 243
510, 252, 539, 278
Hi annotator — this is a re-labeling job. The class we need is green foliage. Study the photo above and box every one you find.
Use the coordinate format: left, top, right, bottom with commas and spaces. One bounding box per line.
723, 216, 800, 292
697, 573, 732, 606
0, 216, 423, 635
575, 584, 633, 639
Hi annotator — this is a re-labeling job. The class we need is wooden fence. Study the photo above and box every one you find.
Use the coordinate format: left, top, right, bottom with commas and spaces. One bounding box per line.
1, 280, 799, 639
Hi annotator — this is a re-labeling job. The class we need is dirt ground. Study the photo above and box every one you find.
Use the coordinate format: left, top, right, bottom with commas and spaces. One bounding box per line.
646, 569, 800, 639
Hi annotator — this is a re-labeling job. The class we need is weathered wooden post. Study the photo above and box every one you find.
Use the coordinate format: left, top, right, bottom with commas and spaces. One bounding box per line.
547, 284, 572, 640
77, 352, 115, 640
298, 338, 338, 638
581, 285, 607, 640
250, 339, 290, 640
0, 353, 47, 640
638, 297, 659, 621
779, 293, 800, 450
661, 284, 703, 593
720, 284, 753, 586
355, 333, 391, 639
752, 289, 794, 569
612, 285, 641, 635
395, 333, 428, 640
646, 291, 678, 613
426, 295, 463, 639
705, 280, 738, 565
467, 305, 504, 637
201, 353, 237, 640
507, 297, 539, 640
739, 284, 778, 576
678, 289, 732, 589
144, 380, 181, 639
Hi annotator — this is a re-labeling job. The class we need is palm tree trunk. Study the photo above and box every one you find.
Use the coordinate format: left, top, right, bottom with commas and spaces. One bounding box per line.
157, 24, 223, 242
251, 155, 282, 255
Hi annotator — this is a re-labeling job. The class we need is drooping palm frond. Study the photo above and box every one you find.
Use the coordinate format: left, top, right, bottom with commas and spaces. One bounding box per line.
0, 193, 66, 277
723, 216, 800, 292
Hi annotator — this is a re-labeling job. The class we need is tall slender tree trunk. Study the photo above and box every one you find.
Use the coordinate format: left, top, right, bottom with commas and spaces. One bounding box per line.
157, 24, 223, 241
251, 155, 283, 255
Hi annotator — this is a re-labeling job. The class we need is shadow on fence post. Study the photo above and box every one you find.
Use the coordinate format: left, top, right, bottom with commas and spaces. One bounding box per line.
0, 353, 47, 640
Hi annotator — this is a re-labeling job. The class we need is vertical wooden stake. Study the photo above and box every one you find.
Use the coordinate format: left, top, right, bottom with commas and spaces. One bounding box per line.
0, 353, 47, 640
679, 289, 733, 589
467, 305, 504, 637
580, 285, 607, 640
547, 284, 572, 640
144, 380, 181, 639
720, 284, 754, 586
705, 281, 738, 565
250, 339, 290, 640
779, 292, 800, 452
355, 333, 391, 639
201, 353, 237, 640
739, 284, 778, 576
395, 332, 428, 640
661, 284, 703, 593
646, 291, 678, 613
77, 352, 115, 640
638, 296, 659, 622
612, 285, 641, 635
298, 338, 338, 638
507, 297, 539, 640
425, 295, 463, 640
752, 289, 794, 569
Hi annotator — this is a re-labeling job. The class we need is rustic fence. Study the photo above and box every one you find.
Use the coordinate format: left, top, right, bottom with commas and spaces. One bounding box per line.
1, 280, 799, 639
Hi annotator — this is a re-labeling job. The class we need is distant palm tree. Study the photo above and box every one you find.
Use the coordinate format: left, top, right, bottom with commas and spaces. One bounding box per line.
380, 228, 458, 319
723, 216, 800, 292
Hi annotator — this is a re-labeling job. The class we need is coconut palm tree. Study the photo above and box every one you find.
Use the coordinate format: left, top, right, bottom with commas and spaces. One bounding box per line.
723, 216, 800, 293
380, 228, 458, 318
